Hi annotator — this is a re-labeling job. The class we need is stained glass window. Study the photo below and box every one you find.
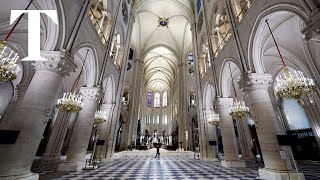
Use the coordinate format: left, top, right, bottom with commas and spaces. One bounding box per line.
154, 92, 160, 108
163, 92, 168, 107
153, 115, 159, 124
162, 115, 168, 125
197, 0, 202, 14
147, 91, 152, 107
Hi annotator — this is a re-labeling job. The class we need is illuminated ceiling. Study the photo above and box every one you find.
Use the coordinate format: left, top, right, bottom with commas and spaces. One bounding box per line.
132, 0, 193, 92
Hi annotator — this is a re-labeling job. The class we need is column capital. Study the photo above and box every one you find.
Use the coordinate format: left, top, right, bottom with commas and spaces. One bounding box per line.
101, 103, 115, 110
33, 50, 77, 76
239, 73, 272, 92
80, 87, 101, 100
214, 97, 233, 110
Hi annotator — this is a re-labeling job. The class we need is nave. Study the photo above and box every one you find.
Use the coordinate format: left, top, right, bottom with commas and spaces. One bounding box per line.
32, 149, 320, 180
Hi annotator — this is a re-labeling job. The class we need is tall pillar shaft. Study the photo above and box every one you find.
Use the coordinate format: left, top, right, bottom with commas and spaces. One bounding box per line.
42, 112, 77, 160
236, 117, 252, 158
240, 73, 304, 180
57, 87, 101, 171
0, 51, 76, 180
216, 98, 246, 167
95, 103, 115, 160
0, 83, 29, 126
204, 110, 218, 160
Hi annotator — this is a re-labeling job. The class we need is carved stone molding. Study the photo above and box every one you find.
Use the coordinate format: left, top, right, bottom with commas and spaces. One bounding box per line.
302, 13, 320, 43
15, 84, 29, 97
214, 98, 233, 110
33, 50, 77, 76
239, 73, 272, 92
101, 103, 115, 110
80, 87, 101, 100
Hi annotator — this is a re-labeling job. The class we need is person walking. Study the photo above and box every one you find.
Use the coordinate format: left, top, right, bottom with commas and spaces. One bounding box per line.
251, 145, 258, 162
154, 144, 160, 158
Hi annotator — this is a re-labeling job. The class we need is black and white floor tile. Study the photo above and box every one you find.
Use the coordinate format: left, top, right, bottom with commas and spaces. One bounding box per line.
31, 151, 320, 180
47, 156, 260, 180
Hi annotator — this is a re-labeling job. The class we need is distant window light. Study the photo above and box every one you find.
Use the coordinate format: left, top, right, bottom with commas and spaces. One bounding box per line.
147, 91, 152, 107
163, 92, 168, 107
162, 115, 168, 125
154, 92, 160, 108
154, 115, 159, 124
188, 53, 194, 65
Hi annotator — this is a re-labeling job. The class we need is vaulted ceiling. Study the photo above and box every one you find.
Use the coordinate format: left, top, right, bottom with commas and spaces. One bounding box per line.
132, 0, 193, 92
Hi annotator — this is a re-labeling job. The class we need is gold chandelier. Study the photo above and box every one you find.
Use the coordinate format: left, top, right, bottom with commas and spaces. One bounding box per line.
0, 42, 20, 83
57, 50, 89, 113
94, 110, 107, 124
57, 92, 83, 112
275, 67, 316, 99
208, 113, 219, 125
227, 62, 249, 118
229, 100, 249, 118
266, 19, 316, 99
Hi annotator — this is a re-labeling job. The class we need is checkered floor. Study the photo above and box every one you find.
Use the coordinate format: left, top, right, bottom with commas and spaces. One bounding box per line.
32, 150, 320, 180
45, 156, 260, 179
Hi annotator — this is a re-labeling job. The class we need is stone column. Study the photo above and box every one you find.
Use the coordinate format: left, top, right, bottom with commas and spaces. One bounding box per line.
0, 84, 29, 127
204, 110, 219, 160
95, 103, 115, 160
239, 73, 304, 180
236, 117, 252, 159
119, 119, 129, 150
0, 51, 76, 180
61, 112, 78, 154
126, 59, 143, 148
178, 63, 187, 150
41, 112, 77, 160
216, 98, 245, 167
57, 87, 101, 171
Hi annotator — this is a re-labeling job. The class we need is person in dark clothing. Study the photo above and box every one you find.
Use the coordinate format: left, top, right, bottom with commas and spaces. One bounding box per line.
251, 146, 258, 162
154, 145, 160, 158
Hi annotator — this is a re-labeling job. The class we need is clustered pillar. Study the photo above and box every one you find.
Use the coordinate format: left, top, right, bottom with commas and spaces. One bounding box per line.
216, 97, 246, 167
58, 87, 101, 171
0, 51, 76, 180
240, 73, 304, 180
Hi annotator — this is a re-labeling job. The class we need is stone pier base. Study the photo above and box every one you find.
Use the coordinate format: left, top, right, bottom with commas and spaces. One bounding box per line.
57, 161, 84, 172
221, 160, 246, 168
259, 168, 305, 180
0, 172, 39, 180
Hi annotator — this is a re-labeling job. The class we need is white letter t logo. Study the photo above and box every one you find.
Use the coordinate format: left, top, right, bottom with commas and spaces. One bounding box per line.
11, 10, 58, 61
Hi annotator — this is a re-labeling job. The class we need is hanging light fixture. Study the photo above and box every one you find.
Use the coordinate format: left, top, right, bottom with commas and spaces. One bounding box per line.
0, 0, 34, 83
208, 113, 220, 125
227, 62, 249, 118
0, 42, 20, 83
265, 19, 316, 99
57, 49, 89, 112
94, 110, 108, 124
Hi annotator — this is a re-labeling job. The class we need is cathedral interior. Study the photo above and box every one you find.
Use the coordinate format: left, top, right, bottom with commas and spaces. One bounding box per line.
0, 0, 320, 179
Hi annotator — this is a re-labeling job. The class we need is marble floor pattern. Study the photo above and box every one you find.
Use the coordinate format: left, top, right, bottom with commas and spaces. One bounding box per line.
35, 151, 260, 180
32, 149, 320, 180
